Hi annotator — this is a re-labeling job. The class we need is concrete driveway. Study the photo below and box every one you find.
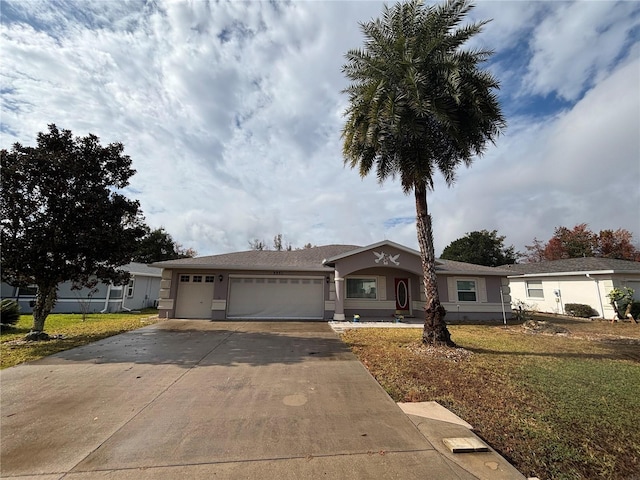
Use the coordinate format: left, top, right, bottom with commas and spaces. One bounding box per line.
1, 320, 523, 479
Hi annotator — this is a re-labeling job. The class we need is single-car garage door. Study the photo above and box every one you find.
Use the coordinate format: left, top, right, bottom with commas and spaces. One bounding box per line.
227, 276, 324, 319
175, 274, 215, 319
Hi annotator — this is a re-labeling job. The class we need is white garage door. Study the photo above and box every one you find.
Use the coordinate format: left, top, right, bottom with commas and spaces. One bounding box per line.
175, 274, 215, 319
227, 276, 324, 319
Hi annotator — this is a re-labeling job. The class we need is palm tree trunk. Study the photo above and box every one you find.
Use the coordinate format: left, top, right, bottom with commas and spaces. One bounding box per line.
414, 184, 455, 346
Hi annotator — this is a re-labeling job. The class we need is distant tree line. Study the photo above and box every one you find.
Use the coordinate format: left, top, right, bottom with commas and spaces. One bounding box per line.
524, 224, 639, 262
133, 226, 196, 263
249, 234, 313, 251
440, 224, 640, 266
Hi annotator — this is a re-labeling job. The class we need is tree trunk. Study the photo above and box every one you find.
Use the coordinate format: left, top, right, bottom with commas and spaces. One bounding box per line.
26, 283, 58, 341
415, 184, 455, 347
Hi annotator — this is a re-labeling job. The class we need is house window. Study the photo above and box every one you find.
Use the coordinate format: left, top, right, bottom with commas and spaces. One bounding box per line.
456, 280, 477, 302
346, 278, 377, 299
180, 275, 190, 282
193, 275, 202, 283
126, 279, 135, 298
205, 276, 215, 283
18, 285, 38, 296
526, 280, 544, 298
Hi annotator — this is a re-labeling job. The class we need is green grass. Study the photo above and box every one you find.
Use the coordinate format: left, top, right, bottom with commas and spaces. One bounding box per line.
341, 318, 640, 480
1, 310, 159, 369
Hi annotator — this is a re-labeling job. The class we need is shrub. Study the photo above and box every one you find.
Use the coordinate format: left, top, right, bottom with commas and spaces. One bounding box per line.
1, 299, 20, 325
565, 303, 598, 318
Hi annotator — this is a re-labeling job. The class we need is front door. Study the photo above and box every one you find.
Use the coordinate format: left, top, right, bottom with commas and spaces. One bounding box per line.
395, 278, 410, 314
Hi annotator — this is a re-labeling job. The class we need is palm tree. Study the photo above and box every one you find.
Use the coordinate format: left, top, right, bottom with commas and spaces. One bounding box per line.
342, 0, 505, 345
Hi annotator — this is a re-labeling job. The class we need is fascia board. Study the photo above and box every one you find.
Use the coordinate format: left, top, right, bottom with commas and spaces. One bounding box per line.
507, 270, 620, 279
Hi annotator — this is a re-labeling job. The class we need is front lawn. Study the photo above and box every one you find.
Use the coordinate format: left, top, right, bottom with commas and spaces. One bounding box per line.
341, 317, 640, 480
1, 310, 159, 369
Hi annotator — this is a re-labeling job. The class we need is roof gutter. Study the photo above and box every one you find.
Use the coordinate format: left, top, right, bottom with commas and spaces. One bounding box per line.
507, 270, 619, 279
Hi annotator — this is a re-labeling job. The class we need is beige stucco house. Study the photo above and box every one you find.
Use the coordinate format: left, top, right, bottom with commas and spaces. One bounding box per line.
503, 257, 640, 318
152, 240, 512, 322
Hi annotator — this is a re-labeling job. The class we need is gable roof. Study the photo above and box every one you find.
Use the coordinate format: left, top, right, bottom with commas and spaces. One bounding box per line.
503, 257, 640, 277
323, 240, 422, 264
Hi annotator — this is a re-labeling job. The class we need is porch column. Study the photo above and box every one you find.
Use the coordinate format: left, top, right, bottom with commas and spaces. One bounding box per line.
333, 270, 345, 320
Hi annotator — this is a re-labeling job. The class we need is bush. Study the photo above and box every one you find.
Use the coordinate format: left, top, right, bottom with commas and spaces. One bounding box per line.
630, 302, 640, 320
1, 299, 20, 325
565, 303, 598, 318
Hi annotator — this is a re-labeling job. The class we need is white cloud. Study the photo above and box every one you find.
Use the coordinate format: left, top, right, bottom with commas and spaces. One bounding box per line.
1, 0, 638, 259
523, 0, 639, 101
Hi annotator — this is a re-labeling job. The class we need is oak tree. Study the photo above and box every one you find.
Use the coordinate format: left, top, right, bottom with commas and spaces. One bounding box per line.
1, 125, 145, 339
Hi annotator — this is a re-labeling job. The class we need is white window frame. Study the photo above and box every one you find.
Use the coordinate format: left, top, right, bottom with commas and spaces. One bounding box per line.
526, 280, 544, 299
346, 277, 378, 300
126, 279, 135, 298
456, 279, 478, 302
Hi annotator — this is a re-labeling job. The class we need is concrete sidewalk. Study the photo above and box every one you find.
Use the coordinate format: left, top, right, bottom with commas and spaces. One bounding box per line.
1, 320, 524, 479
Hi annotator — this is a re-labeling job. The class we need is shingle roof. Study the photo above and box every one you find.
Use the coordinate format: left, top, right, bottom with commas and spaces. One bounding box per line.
502, 257, 640, 276
151, 245, 358, 271
121, 262, 162, 276
151, 243, 511, 276
435, 258, 512, 276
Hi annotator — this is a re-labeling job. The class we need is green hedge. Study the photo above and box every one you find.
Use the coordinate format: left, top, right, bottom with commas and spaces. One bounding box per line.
0, 299, 20, 325
565, 303, 598, 318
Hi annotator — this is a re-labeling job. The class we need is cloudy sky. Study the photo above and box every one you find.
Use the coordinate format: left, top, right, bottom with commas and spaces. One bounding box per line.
2, 0, 639, 257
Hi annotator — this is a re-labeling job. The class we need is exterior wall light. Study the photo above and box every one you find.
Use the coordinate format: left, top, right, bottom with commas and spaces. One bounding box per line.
219, 274, 223, 282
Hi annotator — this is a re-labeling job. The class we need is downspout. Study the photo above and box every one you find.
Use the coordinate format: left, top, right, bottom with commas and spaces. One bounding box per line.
120, 277, 133, 312
100, 284, 112, 313
586, 274, 604, 318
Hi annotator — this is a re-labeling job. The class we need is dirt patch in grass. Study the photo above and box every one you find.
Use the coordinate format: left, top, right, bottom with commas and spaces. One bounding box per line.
341, 319, 640, 480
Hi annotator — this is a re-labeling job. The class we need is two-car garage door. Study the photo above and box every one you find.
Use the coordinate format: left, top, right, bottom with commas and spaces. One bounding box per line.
227, 276, 325, 320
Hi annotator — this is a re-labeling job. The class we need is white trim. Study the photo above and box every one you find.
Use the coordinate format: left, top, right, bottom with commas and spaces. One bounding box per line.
507, 270, 623, 279
454, 278, 480, 303
211, 299, 226, 311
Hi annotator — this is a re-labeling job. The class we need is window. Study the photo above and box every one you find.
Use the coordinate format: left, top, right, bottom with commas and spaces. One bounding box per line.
456, 280, 477, 302
526, 280, 544, 298
180, 275, 190, 282
18, 285, 38, 296
346, 278, 377, 299
193, 275, 202, 283
205, 276, 215, 283
126, 279, 135, 298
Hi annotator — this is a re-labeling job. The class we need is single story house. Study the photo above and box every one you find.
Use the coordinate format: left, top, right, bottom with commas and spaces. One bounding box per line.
1, 263, 161, 314
503, 257, 640, 318
152, 240, 512, 322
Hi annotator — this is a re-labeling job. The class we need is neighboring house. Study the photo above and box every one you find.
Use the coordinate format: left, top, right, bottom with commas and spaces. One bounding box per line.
503, 258, 640, 318
1, 263, 161, 314
152, 240, 512, 322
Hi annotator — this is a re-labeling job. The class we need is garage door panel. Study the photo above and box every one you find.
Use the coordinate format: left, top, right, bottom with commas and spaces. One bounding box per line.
227, 277, 324, 319
175, 275, 215, 319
